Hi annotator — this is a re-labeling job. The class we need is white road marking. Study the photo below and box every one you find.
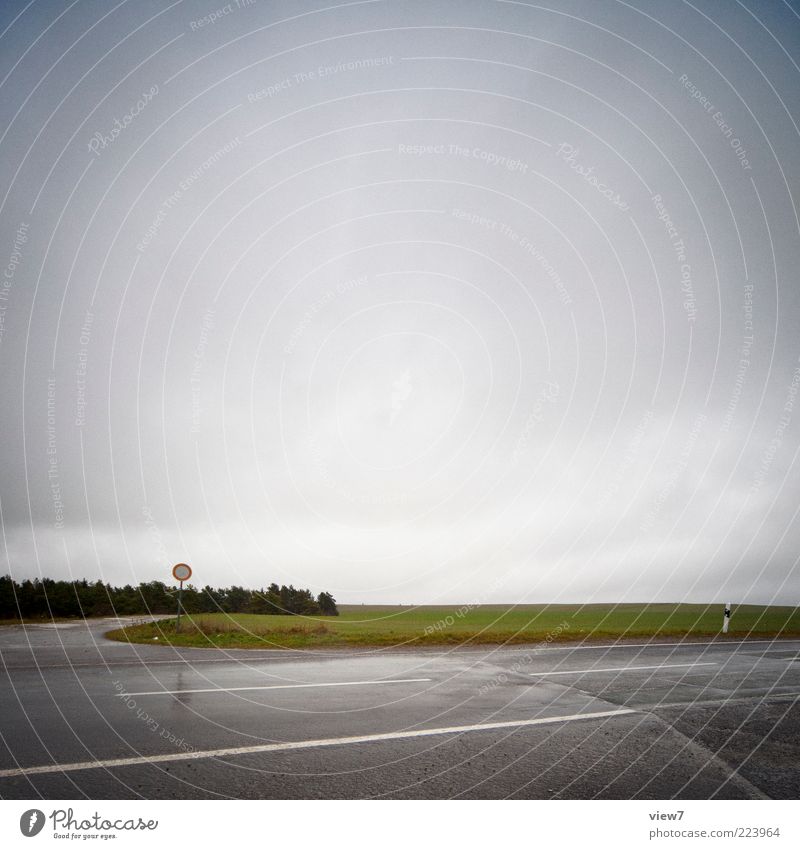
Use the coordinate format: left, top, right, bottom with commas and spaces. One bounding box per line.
504, 638, 800, 654
4, 637, 800, 671
530, 661, 717, 676
0, 643, 134, 649
118, 677, 432, 697
0, 708, 635, 778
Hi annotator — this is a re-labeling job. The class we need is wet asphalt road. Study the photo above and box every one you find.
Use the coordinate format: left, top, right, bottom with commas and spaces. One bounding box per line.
0, 619, 799, 799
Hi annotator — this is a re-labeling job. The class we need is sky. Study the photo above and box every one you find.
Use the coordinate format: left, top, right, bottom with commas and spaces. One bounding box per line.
1, 0, 800, 605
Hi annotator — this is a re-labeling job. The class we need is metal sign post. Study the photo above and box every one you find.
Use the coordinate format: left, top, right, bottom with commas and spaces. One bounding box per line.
172, 563, 192, 632
722, 602, 731, 634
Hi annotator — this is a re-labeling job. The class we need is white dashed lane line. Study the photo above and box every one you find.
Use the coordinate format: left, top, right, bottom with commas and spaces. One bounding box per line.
117, 677, 432, 697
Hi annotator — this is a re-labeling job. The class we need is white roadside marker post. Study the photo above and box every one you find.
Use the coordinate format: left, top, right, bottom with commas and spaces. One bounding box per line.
722, 602, 731, 634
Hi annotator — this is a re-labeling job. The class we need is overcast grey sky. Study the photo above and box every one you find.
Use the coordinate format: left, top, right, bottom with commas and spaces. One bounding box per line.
1, 0, 800, 605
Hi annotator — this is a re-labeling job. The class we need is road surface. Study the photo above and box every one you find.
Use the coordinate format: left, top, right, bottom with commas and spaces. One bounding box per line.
1, 619, 798, 799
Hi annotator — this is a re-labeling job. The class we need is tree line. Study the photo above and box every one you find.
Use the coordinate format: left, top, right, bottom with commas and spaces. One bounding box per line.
0, 576, 338, 619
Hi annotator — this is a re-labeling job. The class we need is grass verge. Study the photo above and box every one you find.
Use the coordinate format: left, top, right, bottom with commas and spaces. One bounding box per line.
104, 603, 800, 650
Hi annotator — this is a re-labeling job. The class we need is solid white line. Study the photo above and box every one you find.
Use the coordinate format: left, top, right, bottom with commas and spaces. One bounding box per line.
119, 677, 432, 697
5, 637, 799, 671
0, 708, 635, 778
504, 638, 800, 654
530, 662, 717, 676
0, 644, 134, 648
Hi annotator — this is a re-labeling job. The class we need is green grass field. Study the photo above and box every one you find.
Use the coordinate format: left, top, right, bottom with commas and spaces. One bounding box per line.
104, 603, 800, 650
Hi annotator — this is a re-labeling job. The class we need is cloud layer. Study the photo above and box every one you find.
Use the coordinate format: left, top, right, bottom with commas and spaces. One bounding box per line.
1, 0, 799, 605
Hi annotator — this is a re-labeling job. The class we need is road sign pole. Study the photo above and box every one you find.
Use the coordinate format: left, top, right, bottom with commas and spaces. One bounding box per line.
171, 564, 192, 634
176, 581, 184, 632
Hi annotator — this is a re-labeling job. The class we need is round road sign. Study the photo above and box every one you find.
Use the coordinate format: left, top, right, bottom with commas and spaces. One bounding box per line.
172, 563, 192, 582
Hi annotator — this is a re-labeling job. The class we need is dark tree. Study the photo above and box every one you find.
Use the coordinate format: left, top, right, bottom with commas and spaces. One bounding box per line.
0, 575, 338, 619
317, 592, 339, 616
